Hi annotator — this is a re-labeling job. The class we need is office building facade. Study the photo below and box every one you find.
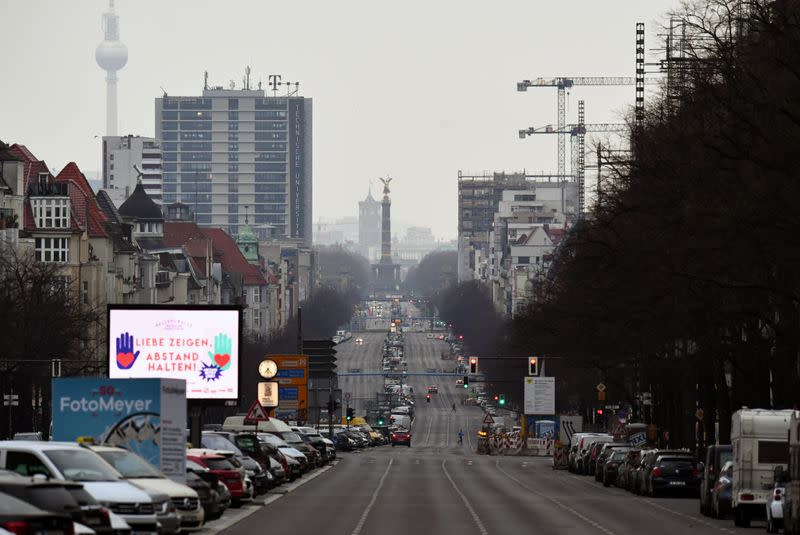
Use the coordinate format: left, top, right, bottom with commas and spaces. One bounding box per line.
155, 87, 312, 244
102, 135, 162, 207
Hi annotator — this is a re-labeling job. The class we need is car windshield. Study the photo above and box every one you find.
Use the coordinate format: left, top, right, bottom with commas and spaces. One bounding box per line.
234, 435, 261, 456
97, 450, 162, 479
22, 485, 80, 513
281, 432, 303, 444
610, 451, 627, 461
0, 490, 43, 514
659, 457, 696, 469
66, 486, 98, 506
260, 434, 289, 447
44, 449, 121, 482
186, 459, 206, 472
202, 434, 243, 455
719, 450, 732, 467
204, 458, 235, 471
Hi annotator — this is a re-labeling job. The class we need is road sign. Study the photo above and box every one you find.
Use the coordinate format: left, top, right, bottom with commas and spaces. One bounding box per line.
345, 392, 351, 401
244, 400, 269, 422
596, 383, 606, 392
258, 382, 279, 408
597, 391, 606, 401
483, 413, 495, 425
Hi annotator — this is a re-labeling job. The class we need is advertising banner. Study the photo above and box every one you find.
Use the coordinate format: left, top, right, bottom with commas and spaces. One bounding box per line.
524, 376, 555, 415
52, 378, 187, 483
108, 306, 241, 400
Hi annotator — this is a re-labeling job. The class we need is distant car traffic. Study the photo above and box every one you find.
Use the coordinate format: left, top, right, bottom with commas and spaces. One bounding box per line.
427, 385, 438, 394
355, 337, 364, 345
455, 379, 464, 386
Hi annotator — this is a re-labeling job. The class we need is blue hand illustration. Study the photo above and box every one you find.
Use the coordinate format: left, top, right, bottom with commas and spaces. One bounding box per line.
115, 332, 140, 370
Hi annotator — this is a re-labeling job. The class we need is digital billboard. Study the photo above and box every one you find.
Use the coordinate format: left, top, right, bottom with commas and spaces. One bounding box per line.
108, 306, 241, 400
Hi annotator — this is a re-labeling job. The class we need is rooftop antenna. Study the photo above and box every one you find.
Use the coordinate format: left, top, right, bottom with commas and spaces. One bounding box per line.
245, 66, 251, 90
203, 70, 209, 91
229, 80, 235, 90
258, 79, 262, 91
160, 86, 167, 97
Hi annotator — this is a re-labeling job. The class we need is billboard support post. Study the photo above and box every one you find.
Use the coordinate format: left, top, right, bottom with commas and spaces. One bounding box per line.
188, 401, 202, 448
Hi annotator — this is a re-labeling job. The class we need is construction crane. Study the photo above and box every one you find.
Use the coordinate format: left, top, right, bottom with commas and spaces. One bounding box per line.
519, 113, 627, 215
517, 76, 658, 177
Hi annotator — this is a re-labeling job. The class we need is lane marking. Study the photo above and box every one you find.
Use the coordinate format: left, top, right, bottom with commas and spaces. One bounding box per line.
350, 458, 394, 535
423, 407, 434, 446
464, 414, 473, 451
496, 460, 616, 535
638, 497, 734, 533
442, 459, 489, 535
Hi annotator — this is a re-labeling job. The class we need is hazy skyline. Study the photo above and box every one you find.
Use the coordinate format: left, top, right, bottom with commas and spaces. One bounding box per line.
1, 0, 677, 240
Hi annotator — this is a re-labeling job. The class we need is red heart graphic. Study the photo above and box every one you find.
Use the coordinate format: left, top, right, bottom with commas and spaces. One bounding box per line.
117, 352, 135, 369
214, 353, 230, 368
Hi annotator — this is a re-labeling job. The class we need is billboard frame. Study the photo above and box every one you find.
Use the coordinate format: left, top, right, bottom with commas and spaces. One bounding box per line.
106, 304, 243, 404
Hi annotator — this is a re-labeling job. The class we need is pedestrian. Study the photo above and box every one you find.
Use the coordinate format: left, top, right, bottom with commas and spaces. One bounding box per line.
458, 429, 464, 444
452, 403, 456, 412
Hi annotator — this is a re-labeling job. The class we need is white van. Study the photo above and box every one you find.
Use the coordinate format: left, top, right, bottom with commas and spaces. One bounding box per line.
731, 409, 794, 527
390, 414, 411, 429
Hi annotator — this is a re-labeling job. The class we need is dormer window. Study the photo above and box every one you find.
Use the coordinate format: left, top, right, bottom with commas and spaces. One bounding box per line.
31, 198, 70, 229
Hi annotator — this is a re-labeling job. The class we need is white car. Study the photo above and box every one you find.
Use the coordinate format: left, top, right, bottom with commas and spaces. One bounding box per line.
767, 484, 785, 533
0, 441, 161, 534
90, 445, 205, 531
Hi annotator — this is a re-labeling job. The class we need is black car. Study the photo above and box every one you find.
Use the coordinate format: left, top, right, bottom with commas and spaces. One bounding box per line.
603, 450, 629, 487
0, 490, 75, 535
0, 475, 113, 535
201, 432, 271, 494
595, 444, 632, 483
643, 454, 702, 496
700, 444, 732, 516
186, 460, 226, 521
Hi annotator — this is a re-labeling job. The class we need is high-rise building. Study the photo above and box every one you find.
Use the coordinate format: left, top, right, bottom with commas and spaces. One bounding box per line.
358, 189, 381, 260
102, 135, 162, 206
155, 84, 312, 244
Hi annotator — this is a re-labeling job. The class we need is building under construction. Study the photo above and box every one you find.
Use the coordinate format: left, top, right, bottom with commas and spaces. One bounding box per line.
457, 171, 577, 281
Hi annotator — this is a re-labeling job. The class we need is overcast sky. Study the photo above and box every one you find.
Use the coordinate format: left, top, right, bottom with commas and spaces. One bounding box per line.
0, 0, 677, 240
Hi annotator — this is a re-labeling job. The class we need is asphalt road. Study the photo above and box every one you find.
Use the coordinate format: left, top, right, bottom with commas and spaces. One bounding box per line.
221, 329, 756, 535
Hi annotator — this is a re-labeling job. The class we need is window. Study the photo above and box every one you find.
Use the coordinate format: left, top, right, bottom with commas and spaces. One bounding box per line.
517, 256, 530, 265
35, 238, 69, 263
109, 154, 114, 161
228, 111, 239, 121
228, 98, 239, 110
6, 451, 52, 477
253, 287, 261, 303
759, 441, 789, 464
253, 309, 260, 327
82, 281, 89, 304
32, 198, 70, 228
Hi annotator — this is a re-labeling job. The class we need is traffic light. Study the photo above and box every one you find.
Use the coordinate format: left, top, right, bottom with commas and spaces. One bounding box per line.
494, 395, 499, 401
463, 375, 469, 388
377, 417, 385, 425
469, 357, 478, 374
426, 394, 431, 403
346, 407, 354, 421
596, 408, 604, 415
528, 356, 539, 376
499, 394, 506, 406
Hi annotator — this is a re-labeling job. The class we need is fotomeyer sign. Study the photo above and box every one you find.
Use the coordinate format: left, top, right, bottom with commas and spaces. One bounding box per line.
52, 378, 187, 482
108, 306, 241, 400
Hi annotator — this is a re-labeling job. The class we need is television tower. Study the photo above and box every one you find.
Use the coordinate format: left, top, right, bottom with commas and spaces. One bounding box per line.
95, 0, 128, 136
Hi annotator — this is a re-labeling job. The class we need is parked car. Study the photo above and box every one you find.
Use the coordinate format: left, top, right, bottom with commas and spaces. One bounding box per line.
186, 454, 246, 507
642, 454, 702, 497
183, 468, 222, 522
390, 429, 412, 447
711, 460, 733, 518
257, 434, 308, 476
700, 444, 733, 516
0, 441, 161, 534
616, 450, 642, 491
90, 445, 203, 532
0, 490, 75, 535
603, 450, 629, 487
595, 443, 631, 482
0, 473, 113, 535
201, 433, 270, 495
